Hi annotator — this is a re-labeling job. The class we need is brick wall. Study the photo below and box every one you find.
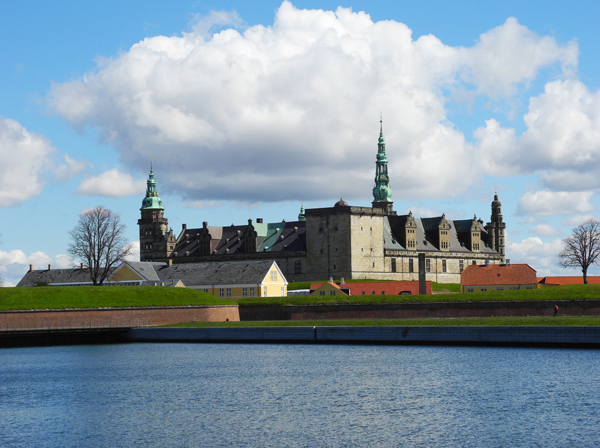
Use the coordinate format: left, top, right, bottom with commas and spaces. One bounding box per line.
239, 300, 600, 321
0, 305, 239, 329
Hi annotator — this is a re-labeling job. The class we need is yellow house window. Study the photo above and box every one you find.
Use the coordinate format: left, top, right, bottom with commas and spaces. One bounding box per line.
264, 286, 268, 296
249, 287, 255, 296
271, 270, 277, 281
242, 287, 248, 297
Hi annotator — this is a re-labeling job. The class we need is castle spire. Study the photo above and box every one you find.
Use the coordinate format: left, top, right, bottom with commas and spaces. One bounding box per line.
298, 203, 306, 221
140, 160, 164, 210
372, 116, 393, 208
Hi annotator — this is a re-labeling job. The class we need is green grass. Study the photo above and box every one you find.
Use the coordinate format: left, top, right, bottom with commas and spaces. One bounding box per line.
432, 282, 461, 293
0, 286, 235, 310
238, 284, 600, 306
161, 315, 600, 327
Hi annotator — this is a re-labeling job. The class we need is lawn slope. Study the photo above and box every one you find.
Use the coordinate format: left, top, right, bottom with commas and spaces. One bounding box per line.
0, 286, 234, 310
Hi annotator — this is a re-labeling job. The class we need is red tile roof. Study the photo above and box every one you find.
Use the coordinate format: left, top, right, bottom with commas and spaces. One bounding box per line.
538, 276, 600, 285
310, 281, 431, 295
461, 264, 537, 286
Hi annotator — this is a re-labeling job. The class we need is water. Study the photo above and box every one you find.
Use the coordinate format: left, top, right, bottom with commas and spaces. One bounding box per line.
0, 343, 599, 447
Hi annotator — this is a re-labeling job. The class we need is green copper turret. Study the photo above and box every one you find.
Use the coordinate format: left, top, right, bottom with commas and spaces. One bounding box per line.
298, 204, 306, 221
372, 119, 393, 204
140, 164, 164, 210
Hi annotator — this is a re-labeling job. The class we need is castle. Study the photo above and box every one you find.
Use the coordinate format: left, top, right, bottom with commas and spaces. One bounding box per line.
138, 122, 506, 283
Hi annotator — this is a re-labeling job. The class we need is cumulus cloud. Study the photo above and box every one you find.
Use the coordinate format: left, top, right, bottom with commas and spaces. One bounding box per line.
507, 237, 564, 275
475, 80, 600, 184
529, 224, 562, 237
48, 2, 578, 204
124, 241, 140, 262
53, 155, 92, 183
77, 168, 146, 197
0, 117, 53, 207
0, 250, 74, 287
182, 200, 224, 209
561, 215, 597, 227
517, 190, 594, 216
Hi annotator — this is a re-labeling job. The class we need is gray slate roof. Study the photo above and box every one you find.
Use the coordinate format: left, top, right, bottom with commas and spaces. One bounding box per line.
154, 260, 284, 287
16, 266, 113, 287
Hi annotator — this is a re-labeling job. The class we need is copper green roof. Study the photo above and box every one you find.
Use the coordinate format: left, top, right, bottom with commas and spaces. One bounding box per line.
140, 166, 164, 210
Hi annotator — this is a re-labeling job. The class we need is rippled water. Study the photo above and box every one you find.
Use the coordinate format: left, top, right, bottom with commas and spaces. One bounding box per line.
1, 343, 599, 447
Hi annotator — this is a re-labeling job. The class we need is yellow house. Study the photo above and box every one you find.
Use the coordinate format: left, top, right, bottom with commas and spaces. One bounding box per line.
109, 260, 287, 298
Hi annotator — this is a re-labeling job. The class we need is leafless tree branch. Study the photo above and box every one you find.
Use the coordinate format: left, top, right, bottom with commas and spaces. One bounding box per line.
67, 207, 132, 286
558, 218, 600, 284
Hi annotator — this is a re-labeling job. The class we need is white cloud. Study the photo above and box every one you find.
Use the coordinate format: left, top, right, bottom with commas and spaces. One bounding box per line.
529, 224, 562, 237
507, 236, 564, 275
54, 155, 91, 183
48, 2, 578, 204
475, 80, 600, 184
561, 215, 597, 227
77, 168, 146, 197
0, 117, 53, 207
124, 241, 140, 262
459, 17, 577, 98
182, 200, 224, 209
0, 250, 74, 287
517, 190, 594, 216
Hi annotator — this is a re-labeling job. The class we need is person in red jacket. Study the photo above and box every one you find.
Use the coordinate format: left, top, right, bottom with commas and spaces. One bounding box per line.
554, 305, 559, 317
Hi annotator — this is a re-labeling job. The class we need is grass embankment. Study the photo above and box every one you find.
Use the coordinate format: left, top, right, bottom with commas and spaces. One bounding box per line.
162, 316, 600, 327
239, 284, 600, 306
288, 280, 460, 293
0, 286, 233, 311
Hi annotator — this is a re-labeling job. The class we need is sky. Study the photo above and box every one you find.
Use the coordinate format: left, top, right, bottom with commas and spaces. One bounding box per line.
2, 0, 600, 286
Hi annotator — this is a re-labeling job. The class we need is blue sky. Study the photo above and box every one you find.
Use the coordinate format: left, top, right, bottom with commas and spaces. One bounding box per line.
2, 0, 600, 285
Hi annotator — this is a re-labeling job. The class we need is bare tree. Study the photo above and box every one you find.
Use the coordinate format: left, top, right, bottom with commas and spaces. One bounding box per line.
558, 218, 600, 284
68, 206, 132, 286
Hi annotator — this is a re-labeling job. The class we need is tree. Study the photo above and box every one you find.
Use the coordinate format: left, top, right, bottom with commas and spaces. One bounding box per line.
558, 218, 600, 284
68, 206, 132, 286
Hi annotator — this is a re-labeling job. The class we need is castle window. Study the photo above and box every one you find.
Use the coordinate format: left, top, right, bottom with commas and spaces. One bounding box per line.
459, 260, 464, 272
391, 258, 397, 273
295, 260, 302, 274
409, 259, 414, 273
442, 260, 447, 272
372, 262, 375, 268
472, 260, 477, 265
333, 264, 337, 270
426, 259, 431, 272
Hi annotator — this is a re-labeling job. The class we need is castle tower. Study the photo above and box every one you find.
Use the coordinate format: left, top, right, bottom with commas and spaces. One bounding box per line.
138, 163, 176, 261
372, 118, 393, 214
486, 193, 506, 256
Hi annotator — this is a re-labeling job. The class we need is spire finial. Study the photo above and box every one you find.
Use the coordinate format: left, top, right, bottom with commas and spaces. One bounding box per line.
150, 157, 155, 173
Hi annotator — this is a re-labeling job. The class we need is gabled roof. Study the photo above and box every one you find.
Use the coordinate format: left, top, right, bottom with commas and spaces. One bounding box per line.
16, 266, 114, 287
154, 260, 287, 287
538, 276, 600, 285
117, 261, 167, 281
461, 264, 537, 286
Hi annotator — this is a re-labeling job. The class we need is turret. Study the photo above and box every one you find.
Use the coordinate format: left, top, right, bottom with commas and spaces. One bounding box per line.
486, 193, 506, 256
138, 162, 176, 261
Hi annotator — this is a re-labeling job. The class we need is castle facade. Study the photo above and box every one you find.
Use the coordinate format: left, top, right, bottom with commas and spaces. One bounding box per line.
138, 123, 506, 283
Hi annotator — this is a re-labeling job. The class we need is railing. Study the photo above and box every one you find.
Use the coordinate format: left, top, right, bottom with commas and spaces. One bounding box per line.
0, 318, 148, 332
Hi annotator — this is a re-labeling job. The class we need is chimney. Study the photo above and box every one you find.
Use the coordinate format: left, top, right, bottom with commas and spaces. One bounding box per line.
257, 218, 263, 223
485, 259, 490, 267
182, 223, 187, 230
48, 264, 52, 270
29, 264, 34, 272
506, 259, 511, 267
329, 276, 333, 283
340, 277, 345, 285
80, 263, 84, 269
168, 259, 172, 266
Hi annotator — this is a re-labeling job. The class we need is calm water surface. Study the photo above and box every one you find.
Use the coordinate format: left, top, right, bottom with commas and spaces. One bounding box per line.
0, 343, 599, 447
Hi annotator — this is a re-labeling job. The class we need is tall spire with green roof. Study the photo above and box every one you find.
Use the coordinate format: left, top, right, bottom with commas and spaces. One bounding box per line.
372, 117, 393, 205
140, 160, 164, 210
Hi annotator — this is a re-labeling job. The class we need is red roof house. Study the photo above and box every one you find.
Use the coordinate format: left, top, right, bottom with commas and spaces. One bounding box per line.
461, 263, 537, 292
310, 280, 431, 296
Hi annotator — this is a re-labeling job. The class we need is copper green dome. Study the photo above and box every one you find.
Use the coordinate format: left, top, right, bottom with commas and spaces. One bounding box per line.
140, 165, 164, 210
